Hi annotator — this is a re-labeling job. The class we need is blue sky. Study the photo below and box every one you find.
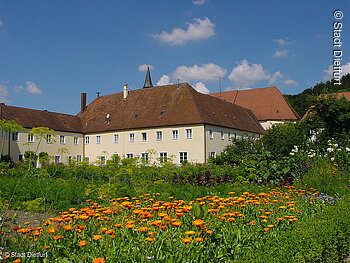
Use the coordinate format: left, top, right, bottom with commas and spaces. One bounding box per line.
0, 0, 349, 115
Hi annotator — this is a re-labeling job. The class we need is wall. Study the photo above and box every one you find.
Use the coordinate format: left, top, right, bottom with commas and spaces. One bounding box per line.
84, 124, 205, 165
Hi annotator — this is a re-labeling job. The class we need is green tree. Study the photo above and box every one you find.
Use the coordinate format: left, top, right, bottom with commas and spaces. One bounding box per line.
0, 120, 25, 161
29, 127, 56, 167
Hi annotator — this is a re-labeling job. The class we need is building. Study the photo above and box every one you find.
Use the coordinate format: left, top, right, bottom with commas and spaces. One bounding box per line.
0, 82, 264, 165
210, 87, 300, 129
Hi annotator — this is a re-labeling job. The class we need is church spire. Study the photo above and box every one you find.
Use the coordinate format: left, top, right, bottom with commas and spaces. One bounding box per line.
143, 67, 153, 88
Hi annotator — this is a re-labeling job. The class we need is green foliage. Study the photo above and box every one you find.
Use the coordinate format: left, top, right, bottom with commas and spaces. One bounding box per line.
21, 197, 44, 212
285, 73, 350, 117
261, 121, 308, 157
242, 194, 350, 262
303, 96, 350, 143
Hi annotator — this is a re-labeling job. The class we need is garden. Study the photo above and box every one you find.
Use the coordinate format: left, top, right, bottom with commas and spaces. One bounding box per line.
0, 96, 350, 262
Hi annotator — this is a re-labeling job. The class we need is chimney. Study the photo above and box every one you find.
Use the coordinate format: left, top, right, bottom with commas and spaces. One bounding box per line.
96, 92, 100, 98
123, 84, 128, 99
81, 93, 87, 112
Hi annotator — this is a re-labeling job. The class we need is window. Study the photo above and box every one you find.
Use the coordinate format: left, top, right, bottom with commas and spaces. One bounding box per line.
129, 133, 135, 143
185, 129, 192, 139
228, 132, 231, 139
68, 156, 72, 164
141, 152, 149, 162
99, 156, 106, 165
113, 134, 119, 143
18, 154, 23, 161
85, 136, 90, 145
74, 137, 79, 145
96, 135, 101, 144
46, 134, 52, 144
54, 156, 61, 165
156, 131, 162, 141
141, 132, 147, 142
76, 155, 82, 162
159, 152, 168, 163
126, 153, 134, 159
12, 132, 19, 141
179, 152, 188, 163
172, 130, 178, 140
209, 152, 216, 158
60, 135, 65, 145
221, 131, 225, 140
28, 134, 34, 143
83, 157, 90, 163
209, 129, 213, 140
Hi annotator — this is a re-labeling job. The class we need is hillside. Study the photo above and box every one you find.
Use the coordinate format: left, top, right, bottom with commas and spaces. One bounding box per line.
284, 73, 350, 117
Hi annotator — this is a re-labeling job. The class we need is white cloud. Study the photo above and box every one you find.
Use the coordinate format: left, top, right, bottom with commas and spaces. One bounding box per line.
0, 85, 10, 104
274, 49, 288, 58
193, 0, 207, 4
25, 81, 42, 94
193, 82, 210, 94
228, 59, 282, 89
157, 75, 171, 86
284, 79, 298, 86
138, 64, 154, 72
323, 62, 350, 81
172, 63, 226, 81
152, 17, 215, 45
273, 38, 294, 45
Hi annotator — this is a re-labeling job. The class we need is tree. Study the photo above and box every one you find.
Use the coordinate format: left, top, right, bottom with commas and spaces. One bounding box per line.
303, 96, 350, 143
29, 127, 56, 167
0, 120, 25, 161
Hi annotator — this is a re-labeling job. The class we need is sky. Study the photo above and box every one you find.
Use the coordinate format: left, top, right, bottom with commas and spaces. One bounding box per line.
0, 0, 349, 115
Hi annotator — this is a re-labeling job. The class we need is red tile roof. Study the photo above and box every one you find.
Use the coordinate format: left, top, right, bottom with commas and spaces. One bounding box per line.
79, 83, 265, 134
210, 87, 300, 121
0, 104, 82, 133
320, 91, 350, 101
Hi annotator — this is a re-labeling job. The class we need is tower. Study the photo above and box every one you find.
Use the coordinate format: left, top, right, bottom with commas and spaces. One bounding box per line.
143, 67, 153, 88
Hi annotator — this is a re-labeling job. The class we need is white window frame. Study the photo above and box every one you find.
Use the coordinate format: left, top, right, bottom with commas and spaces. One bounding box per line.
54, 155, 61, 165
96, 135, 101, 144
159, 152, 168, 163
83, 156, 90, 163
156, 131, 163, 141
209, 129, 213, 140
141, 132, 147, 142
85, 136, 90, 145
172, 130, 179, 140
141, 152, 149, 162
113, 134, 119, 143
60, 135, 66, 145
129, 133, 135, 143
76, 155, 82, 162
126, 153, 134, 159
74, 136, 79, 145
12, 132, 19, 142
99, 155, 106, 165
209, 152, 216, 158
179, 151, 188, 163
185, 128, 192, 139
28, 134, 34, 143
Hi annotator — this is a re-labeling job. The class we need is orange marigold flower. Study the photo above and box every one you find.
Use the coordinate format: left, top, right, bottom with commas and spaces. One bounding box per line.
43, 246, 51, 250
79, 240, 88, 247
137, 227, 149, 232
53, 235, 63, 240
267, 225, 275, 228
263, 228, 270, 232
185, 231, 195, 235
92, 258, 105, 263
100, 227, 107, 233
171, 221, 182, 227
145, 237, 155, 242
12, 226, 19, 230
192, 219, 204, 226
114, 224, 123, 228
92, 235, 102, 241
105, 229, 115, 235
13, 259, 21, 263
63, 225, 73, 231
125, 224, 135, 229
48, 227, 57, 234
182, 237, 192, 243
148, 231, 156, 236
206, 230, 213, 234
194, 237, 204, 242
248, 221, 256, 225
228, 218, 236, 222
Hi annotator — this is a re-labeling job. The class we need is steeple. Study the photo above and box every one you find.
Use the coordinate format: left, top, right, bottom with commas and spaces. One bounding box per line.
143, 67, 153, 88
